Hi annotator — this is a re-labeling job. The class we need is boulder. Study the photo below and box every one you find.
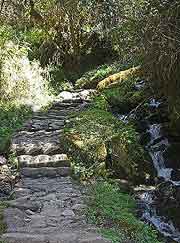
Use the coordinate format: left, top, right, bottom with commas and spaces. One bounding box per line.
110, 135, 152, 183
154, 181, 180, 229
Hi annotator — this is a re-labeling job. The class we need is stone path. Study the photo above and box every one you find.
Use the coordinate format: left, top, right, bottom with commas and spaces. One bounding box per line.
1, 90, 110, 243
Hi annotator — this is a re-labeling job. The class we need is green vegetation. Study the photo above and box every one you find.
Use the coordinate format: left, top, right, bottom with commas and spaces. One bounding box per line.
0, 1, 178, 242
63, 94, 150, 182
0, 102, 32, 154
103, 78, 145, 113
0, 39, 53, 109
75, 62, 133, 89
88, 182, 162, 243
0, 202, 8, 237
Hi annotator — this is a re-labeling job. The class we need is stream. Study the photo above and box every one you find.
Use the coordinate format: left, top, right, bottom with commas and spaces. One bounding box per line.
115, 93, 180, 242
137, 116, 180, 242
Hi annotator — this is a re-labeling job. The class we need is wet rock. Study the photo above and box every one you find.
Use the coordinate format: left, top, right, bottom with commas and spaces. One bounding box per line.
139, 132, 151, 146
155, 181, 175, 199
0, 156, 7, 165
171, 169, 180, 181
175, 186, 180, 202
164, 142, 180, 170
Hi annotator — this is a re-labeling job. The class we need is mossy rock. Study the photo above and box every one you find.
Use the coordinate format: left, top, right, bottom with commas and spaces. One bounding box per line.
97, 66, 143, 90
62, 106, 151, 183
103, 79, 145, 113
110, 134, 151, 183
75, 62, 132, 89
62, 132, 108, 165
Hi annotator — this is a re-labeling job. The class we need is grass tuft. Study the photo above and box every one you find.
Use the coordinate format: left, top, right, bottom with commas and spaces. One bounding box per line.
87, 182, 162, 243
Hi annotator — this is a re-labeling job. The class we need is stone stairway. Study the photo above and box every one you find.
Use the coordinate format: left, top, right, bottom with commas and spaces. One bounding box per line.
1, 90, 110, 243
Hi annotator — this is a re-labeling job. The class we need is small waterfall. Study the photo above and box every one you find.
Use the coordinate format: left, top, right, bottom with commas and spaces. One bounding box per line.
138, 101, 180, 242
147, 124, 172, 181
115, 96, 180, 242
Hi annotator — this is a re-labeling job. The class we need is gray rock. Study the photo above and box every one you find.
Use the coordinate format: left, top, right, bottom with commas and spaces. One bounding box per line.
0, 156, 7, 165
62, 209, 75, 217
21, 167, 71, 178
1, 233, 46, 243
8, 197, 41, 211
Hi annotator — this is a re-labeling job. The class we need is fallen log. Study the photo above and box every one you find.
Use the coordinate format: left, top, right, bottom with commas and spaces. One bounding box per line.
96, 66, 143, 91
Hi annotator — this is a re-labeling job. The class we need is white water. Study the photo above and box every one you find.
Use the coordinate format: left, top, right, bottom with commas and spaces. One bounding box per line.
116, 97, 180, 241
149, 98, 161, 108
147, 124, 173, 181
141, 120, 180, 242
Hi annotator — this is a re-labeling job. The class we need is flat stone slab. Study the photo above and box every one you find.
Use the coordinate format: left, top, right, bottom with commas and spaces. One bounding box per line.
2, 176, 109, 243
20, 167, 71, 178
18, 154, 70, 168
11, 142, 64, 156
1, 232, 110, 243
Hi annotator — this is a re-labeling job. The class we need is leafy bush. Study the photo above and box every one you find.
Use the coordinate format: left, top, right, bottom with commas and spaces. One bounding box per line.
48, 65, 74, 94
20, 27, 48, 60
0, 102, 32, 154
0, 25, 15, 47
88, 182, 162, 243
0, 41, 53, 110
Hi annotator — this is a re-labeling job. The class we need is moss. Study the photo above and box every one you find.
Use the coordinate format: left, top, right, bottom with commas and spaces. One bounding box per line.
91, 95, 110, 111
62, 104, 149, 182
87, 182, 162, 243
97, 66, 142, 91
75, 62, 132, 89
103, 78, 145, 113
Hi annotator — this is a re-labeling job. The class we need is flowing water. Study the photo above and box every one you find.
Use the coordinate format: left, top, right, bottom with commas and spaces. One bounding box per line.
116, 96, 180, 242
138, 101, 180, 242
138, 120, 180, 242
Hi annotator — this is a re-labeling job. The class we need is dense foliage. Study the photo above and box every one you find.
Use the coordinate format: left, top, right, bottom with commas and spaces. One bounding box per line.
0, 1, 179, 242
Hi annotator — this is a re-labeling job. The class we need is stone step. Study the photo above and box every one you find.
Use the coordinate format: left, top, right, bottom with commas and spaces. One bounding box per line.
31, 115, 66, 120
46, 108, 80, 116
22, 119, 65, 131
57, 98, 84, 103
20, 167, 72, 178
11, 141, 64, 156
57, 90, 96, 101
18, 154, 70, 168
51, 102, 81, 109
13, 130, 63, 140
1, 232, 110, 243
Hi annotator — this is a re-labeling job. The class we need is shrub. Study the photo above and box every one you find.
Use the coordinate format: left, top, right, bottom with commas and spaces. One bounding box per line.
20, 27, 48, 60
0, 101, 32, 154
0, 41, 53, 110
